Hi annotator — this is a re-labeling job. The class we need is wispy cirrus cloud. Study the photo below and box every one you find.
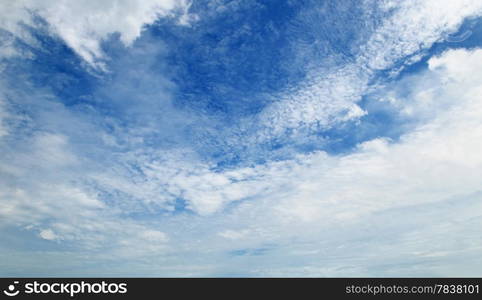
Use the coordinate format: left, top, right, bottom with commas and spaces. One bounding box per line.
257, 0, 482, 141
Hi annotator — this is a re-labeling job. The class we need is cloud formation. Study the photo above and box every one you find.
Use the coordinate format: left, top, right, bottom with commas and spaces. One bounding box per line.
0, 0, 190, 67
0, 0, 482, 276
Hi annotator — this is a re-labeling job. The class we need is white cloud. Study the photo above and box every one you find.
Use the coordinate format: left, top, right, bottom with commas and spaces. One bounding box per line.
140, 230, 168, 243
219, 229, 250, 240
258, 65, 369, 137
256, 0, 482, 139
1, 0, 482, 275
0, 47, 481, 275
85, 43, 482, 221
104, 48, 482, 275
0, 0, 190, 68
0, 98, 9, 138
39, 229, 57, 241
359, 0, 482, 70
0, 129, 165, 251
246, 49, 482, 221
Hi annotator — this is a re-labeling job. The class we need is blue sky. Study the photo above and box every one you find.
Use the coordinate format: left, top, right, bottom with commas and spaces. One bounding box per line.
1, 0, 482, 276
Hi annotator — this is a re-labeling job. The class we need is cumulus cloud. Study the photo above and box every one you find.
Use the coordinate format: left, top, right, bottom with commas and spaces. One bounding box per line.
39, 229, 57, 241
0, 0, 190, 67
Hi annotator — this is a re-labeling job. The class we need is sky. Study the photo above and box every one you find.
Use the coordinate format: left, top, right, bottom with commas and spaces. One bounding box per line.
0, 0, 482, 277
